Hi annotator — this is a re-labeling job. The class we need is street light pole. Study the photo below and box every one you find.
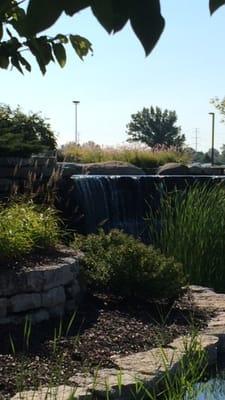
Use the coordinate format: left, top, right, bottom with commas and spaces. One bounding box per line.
73, 100, 80, 144
209, 112, 215, 166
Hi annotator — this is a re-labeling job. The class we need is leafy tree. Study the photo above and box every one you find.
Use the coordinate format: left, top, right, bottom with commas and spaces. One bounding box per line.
192, 151, 206, 163
211, 97, 225, 122
0, 104, 57, 156
126, 106, 185, 148
220, 144, 225, 163
206, 147, 221, 164
0, 0, 224, 74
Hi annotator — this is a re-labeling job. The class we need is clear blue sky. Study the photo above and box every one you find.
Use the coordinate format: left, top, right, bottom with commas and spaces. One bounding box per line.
1, 0, 225, 152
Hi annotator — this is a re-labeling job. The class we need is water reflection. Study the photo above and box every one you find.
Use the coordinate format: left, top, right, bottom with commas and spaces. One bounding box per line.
187, 373, 225, 399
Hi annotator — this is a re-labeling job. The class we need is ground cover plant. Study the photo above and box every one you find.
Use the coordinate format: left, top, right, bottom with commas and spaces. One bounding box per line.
0, 201, 60, 264
72, 229, 185, 300
60, 144, 189, 171
148, 183, 225, 292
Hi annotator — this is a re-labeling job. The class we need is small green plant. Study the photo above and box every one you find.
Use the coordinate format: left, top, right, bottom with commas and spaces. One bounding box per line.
147, 183, 225, 291
72, 229, 185, 300
0, 201, 60, 263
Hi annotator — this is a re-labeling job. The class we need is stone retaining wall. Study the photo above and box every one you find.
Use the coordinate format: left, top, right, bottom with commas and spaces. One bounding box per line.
0, 156, 59, 199
0, 254, 82, 325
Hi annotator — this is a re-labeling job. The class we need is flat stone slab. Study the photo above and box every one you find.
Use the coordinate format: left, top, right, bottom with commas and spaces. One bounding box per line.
190, 285, 225, 312
11, 385, 91, 400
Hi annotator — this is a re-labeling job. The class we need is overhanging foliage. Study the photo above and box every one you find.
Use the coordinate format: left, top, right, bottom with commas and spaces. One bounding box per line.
0, 0, 224, 74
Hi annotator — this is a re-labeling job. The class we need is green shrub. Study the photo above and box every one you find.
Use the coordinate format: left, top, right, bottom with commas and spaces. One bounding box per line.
147, 183, 225, 291
0, 104, 57, 157
72, 229, 185, 300
0, 202, 60, 262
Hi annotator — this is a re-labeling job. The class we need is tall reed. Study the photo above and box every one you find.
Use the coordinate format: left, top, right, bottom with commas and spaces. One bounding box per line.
147, 183, 225, 291
61, 144, 189, 170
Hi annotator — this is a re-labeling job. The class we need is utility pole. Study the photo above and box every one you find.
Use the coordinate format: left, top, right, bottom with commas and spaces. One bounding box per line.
73, 100, 80, 144
194, 128, 198, 152
209, 112, 215, 166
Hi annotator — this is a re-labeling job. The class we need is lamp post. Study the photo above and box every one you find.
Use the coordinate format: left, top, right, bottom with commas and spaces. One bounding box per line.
209, 112, 215, 166
73, 100, 80, 144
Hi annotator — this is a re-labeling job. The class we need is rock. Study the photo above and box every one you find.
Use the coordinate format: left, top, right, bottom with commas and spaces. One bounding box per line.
9, 293, 41, 313
11, 385, 91, 400
157, 163, 189, 175
25, 270, 44, 293
59, 162, 84, 177
0, 298, 7, 318
42, 286, 66, 308
83, 161, 145, 175
49, 304, 65, 318
59, 161, 145, 176
42, 262, 75, 291
169, 334, 219, 366
112, 347, 182, 377
188, 165, 205, 175
29, 309, 50, 323
65, 281, 80, 299
0, 255, 79, 297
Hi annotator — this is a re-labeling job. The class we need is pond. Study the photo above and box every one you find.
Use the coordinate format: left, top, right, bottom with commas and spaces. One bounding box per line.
187, 370, 225, 399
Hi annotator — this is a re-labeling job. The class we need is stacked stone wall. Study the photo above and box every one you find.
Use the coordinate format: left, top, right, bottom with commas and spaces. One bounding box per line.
0, 255, 82, 325
0, 156, 59, 199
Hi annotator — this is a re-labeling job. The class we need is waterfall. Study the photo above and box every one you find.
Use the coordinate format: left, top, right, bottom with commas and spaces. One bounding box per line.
59, 174, 225, 239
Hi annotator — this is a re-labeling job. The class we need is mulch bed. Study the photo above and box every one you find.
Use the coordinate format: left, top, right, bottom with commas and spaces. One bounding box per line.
0, 290, 210, 399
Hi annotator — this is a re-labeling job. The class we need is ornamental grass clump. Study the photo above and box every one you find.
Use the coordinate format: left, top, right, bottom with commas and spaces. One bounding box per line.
0, 202, 60, 263
61, 143, 190, 170
72, 229, 185, 300
148, 183, 225, 291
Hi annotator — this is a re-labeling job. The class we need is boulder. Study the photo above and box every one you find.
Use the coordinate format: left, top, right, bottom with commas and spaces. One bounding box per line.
59, 161, 145, 176
188, 165, 205, 175
157, 163, 189, 175
58, 162, 83, 177
82, 161, 145, 175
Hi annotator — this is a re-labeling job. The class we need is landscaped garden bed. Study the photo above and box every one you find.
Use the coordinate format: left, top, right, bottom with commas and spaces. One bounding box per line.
1, 182, 225, 399
0, 288, 210, 399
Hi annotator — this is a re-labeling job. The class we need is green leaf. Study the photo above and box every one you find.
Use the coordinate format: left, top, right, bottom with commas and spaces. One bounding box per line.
52, 42, 66, 67
37, 38, 54, 65
209, 0, 225, 14
0, 54, 9, 69
63, 0, 90, 16
70, 34, 92, 60
111, 0, 129, 33
18, 55, 31, 72
55, 34, 68, 44
129, 0, 165, 56
26, 0, 63, 35
27, 37, 54, 74
90, 0, 114, 33
11, 7, 29, 37
0, 0, 12, 18
11, 55, 23, 74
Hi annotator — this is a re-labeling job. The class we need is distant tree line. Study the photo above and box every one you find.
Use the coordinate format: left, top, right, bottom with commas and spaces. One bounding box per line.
186, 145, 225, 165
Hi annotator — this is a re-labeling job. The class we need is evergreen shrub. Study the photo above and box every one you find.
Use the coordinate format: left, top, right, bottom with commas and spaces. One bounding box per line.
73, 229, 185, 300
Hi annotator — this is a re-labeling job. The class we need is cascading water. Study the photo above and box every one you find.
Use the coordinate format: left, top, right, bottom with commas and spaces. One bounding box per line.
72, 175, 151, 238
61, 174, 221, 239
